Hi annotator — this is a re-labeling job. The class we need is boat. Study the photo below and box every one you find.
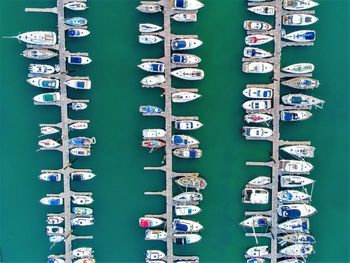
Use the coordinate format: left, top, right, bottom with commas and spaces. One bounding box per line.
278, 190, 311, 203
139, 23, 162, 33
280, 160, 313, 174
278, 233, 316, 245
243, 88, 273, 99
171, 0, 204, 11
71, 216, 94, 226
280, 145, 315, 158
16, 31, 56, 46
40, 126, 59, 135
72, 207, 93, 216
145, 230, 167, 240
46, 226, 64, 235
171, 38, 202, 50
72, 247, 93, 258
172, 91, 201, 103
142, 139, 165, 149
248, 6, 275, 15
38, 139, 60, 148
247, 176, 271, 186
246, 259, 265, 263
283, 0, 319, 10
72, 195, 93, 205
143, 129, 166, 139
242, 188, 269, 204
70, 172, 96, 181
276, 260, 305, 263
175, 176, 207, 190
40, 196, 63, 206
171, 53, 201, 64
243, 20, 272, 31
139, 35, 163, 44
172, 135, 199, 147
47, 256, 65, 263
138, 62, 164, 73
245, 35, 274, 46
70, 147, 91, 156
283, 14, 318, 26
242, 100, 272, 111
49, 235, 64, 243
69, 122, 89, 130
243, 47, 272, 58
171, 68, 204, 80
173, 148, 202, 159
69, 137, 96, 147
172, 219, 203, 232
139, 217, 164, 228
282, 30, 316, 42
245, 246, 269, 258
137, 3, 162, 13
145, 250, 166, 260
141, 75, 166, 86
281, 110, 312, 121
173, 233, 201, 244
280, 175, 315, 188
65, 79, 91, 90
29, 64, 56, 74
27, 77, 59, 89
139, 105, 163, 115
282, 63, 314, 74
173, 192, 203, 203
240, 215, 271, 228
172, 13, 197, 22
278, 204, 317, 218
175, 120, 203, 130
282, 77, 319, 89
244, 113, 273, 123
282, 94, 324, 108
67, 55, 92, 65
71, 102, 88, 111
242, 62, 273, 73
278, 218, 310, 233
22, 49, 57, 60
74, 259, 95, 263
39, 173, 62, 182
242, 127, 273, 139
64, 2, 88, 11
47, 216, 64, 225
280, 244, 313, 257
67, 28, 90, 38
65, 17, 88, 27
175, 205, 201, 216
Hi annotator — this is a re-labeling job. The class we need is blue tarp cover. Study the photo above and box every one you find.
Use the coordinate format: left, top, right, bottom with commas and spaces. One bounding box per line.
70, 57, 82, 63
175, 0, 185, 8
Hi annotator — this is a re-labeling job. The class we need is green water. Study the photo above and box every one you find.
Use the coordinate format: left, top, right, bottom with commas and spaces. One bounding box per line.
0, 0, 349, 262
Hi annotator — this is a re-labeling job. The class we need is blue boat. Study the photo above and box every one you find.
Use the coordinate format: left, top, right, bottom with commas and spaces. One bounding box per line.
172, 135, 199, 146
281, 110, 312, 121
67, 28, 90, 38
171, 38, 202, 50
65, 17, 88, 27
69, 137, 96, 147
278, 204, 317, 219
139, 105, 163, 115
40, 197, 63, 206
138, 62, 164, 73
173, 148, 202, 158
283, 30, 316, 42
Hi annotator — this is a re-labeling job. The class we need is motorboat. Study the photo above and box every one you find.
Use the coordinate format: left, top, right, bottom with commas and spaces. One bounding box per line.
40, 196, 63, 206
278, 190, 311, 203
175, 205, 201, 216
72, 247, 93, 258
242, 127, 273, 139
67, 28, 90, 38
171, 68, 204, 80
242, 100, 272, 111
243, 88, 273, 99
138, 62, 164, 73
46, 226, 64, 235
278, 233, 316, 245
16, 31, 56, 46
280, 145, 315, 158
245, 246, 269, 258
243, 20, 272, 31
22, 49, 57, 60
240, 215, 271, 228
244, 113, 273, 123
141, 75, 165, 86
71, 216, 94, 226
283, 14, 318, 26
142, 139, 166, 149
278, 218, 310, 233
40, 126, 59, 135
49, 235, 64, 243
246, 259, 265, 263
70, 147, 91, 156
279, 160, 313, 174
137, 3, 162, 13
243, 47, 272, 58
278, 204, 317, 218
280, 244, 313, 257
175, 120, 203, 130
39, 173, 62, 182
282, 30, 316, 42
248, 6, 275, 15
139, 35, 163, 44
282, 77, 319, 89
139, 105, 163, 115
171, 53, 201, 64
65, 17, 88, 27
172, 91, 201, 103
242, 62, 273, 73
282, 63, 314, 74
38, 139, 60, 148
143, 129, 166, 139
145, 250, 166, 260
283, 0, 319, 10
171, 38, 202, 50
173, 148, 202, 159
72, 195, 93, 205
145, 230, 167, 240
172, 134, 199, 147
175, 176, 207, 190
171, 0, 204, 11
172, 13, 197, 22
74, 259, 95, 263
139, 217, 164, 228
64, 2, 88, 11
29, 64, 56, 74
47, 256, 65, 263
70, 172, 96, 181
71, 102, 88, 111
281, 110, 312, 121
242, 188, 269, 204
173, 192, 203, 203
69, 137, 96, 147
47, 216, 64, 225
67, 55, 92, 65
139, 23, 162, 33
27, 77, 59, 89
172, 219, 203, 232
173, 233, 201, 244
282, 94, 324, 108
69, 122, 89, 130
245, 35, 274, 46
276, 260, 305, 263
247, 176, 271, 186
280, 175, 315, 188
72, 207, 93, 216
65, 79, 91, 90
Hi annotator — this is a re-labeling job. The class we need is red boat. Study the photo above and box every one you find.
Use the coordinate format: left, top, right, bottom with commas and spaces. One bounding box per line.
141, 139, 165, 148
244, 113, 273, 123
139, 217, 164, 228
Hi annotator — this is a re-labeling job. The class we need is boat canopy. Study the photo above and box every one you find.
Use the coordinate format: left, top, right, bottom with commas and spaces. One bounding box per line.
151, 63, 163, 72
174, 0, 186, 8
49, 175, 59, 181
50, 199, 61, 206
67, 29, 77, 37
77, 81, 85, 88
189, 149, 196, 158
70, 56, 82, 63
172, 54, 185, 63
173, 135, 184, 144
174, 222, 189, 231
283, 112, 298, 121
282, 208, 301, 218
173, 40, 186, 49
304, 31, 315, 40
41, 80, 57, 88
257, 218, 269, 226
291, 96, 303, 104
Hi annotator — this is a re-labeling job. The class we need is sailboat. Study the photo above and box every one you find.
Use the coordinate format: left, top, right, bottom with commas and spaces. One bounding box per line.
172, 134, 199, 147
245, 34, 274, 46
280, 175, 315, 188
139, 23, 162, 33
175, 176, 207, 190
278, 190, 311, 203
279, 160, 313, 174
278, 218, 310, 233
171, 0, 204, 11
175, 205, 201, 216
283, 0, 319, 10
172, 92, 201, 103
282, 94, 325, 108
240, 215, 271, 228
282, 77, 319, 89
22, 49, 57, 60
278, 204, 317, 218
27, 77, 59, 89
15, 31, 57, 45
29, 64, 56, 74
280, 145, 315, 158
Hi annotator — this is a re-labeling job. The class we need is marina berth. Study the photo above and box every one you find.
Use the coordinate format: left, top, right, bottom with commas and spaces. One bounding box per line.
242, 99, 272, 111
280, 244, 314, 257
22, 49, 57, 60
242, 88, 273, 99
139, 217, 164, 228
69, 137, 96, 147
146, 250, 166, 260
278, 218, 310, 233
65, 79, 91, 90
248, 5, 275, 16
173, 233, 202, 244
280, 175, 315, 188
242, 127, 273, 139
282, 14, 318, 26
242, 62, 273, 73
141, 75, 166, 86
175, 205, 201, 216
172, 219, 203, 232
29, 64, 56, 74
172, 13, 197, 22
40, 196, 63, 206
173, 148, 202, 159
283, 0, 319, 10
64, 1, 88, 11
69, 122, 89, 130
71, 195, 93, 205
245, 246, 269, 258
138, 62, 165, 73
282, 63, 314, 74
282, 30, 316, 42
282, 93, 325, 108
279, 160, 313, 174
278, 204, 317, 218
172, 134, 199, 147
27, 77, 59, 89
72, 207, 93, 216
72, 247, 93, 258
39, 173, 62, 182
137, 3, 162, 13
71, 216, 95, 226
242, 188, 269, 204
171, 68, 204, 80
40, 126, 59, 135
46, 216, 64, 225
281, 110, 312, 121
70, 171, 96, 181
71, 102, 88, 111
171, 38, 203, 50
38, 138, 60, 148
245, 34, 274, 46
175, 176, 207, 190
278, 233, 316, 245
139, 35, 163, 44
67, 55, 92, 65
282, 77, 319, 89
141, 139, 165, 149
139, 23, 162, 33
240, 215, 271, 228
16, 31, 56, 46
175, 120, 203, 130
244, 113, 273, 123
46, 226, 64, 235
65, 17, 88, 27
171, 53, 201, 65
143, 129, 166, 139
70, 147, 91, 156
277, 190, 311, 203
173, 192, 203, 203
171, 0, 204, 11
145, 230, 167, 240
243, 20, 273, 31
243, 47, 272, 58
172, 91, 201, 103
247, 176, 271, 186
67, 28, 90, 38
280, 145, 315, 158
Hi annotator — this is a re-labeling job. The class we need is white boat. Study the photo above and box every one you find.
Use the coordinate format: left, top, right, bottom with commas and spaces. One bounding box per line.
171, 68, 204, 80
29, 64, 55, 74
171, 38, 202, 50
171, 53, 201, 64
145, 229, 167, 240
49, 235, 64, 243
172, 92, 201, 103
243, 88, 273, 99
283, 14, 318, 26
243, 47, 272, 58
280, 175, 315, 188
248, 6, 275, 16
40, 126, 59, 135
240, 215, 271, 228
282, 94, 324, 108
67, 28, 90, 38
74, 259, 95, 263
146, 250, 166, 260
280, 244, 313, 257
172, 219, 203, 232
138, 62, 164, 73
69, 122, 89, 130
72, 207, 93, 216
282, 30, 316, 42
46, 226, 64, 235
47, 216, 64, 225
39, 139, 60, 148
22, 48, 58, 60
40, 196, 63, 206
71, 102, 88, 111
246, 258, 265, 263
72, 247, 93, 258
16, 31, 57, 46
64, 2, 87, 11
280, 145, 315, 158
247, 176, 271, 186
173, 192, 203, 203
65, 79, 91, 90
278, 218, 310, 233
71, 216, 94, 226
39, 173, 62, 182
137, 4, 162, 13
243, 20, 272, 31
72, 195, 93, 205
245, 246, 269, 258
174, 148, 202, 158
242, 188, 269, 204
27, 77, 59, 89
70, 172, 96, 181
172, 135, 199, 147
280, 160, 313, 174
278, 190, 311, 203
171, 0, 204, 11
283, 0, 319, 10
242, 62, 273, 73
277, 260, 305, 263
47, 256, 65, 263
172, 13, 197, 22
70, 147, 91, 156
143, 129, 166, 139
244, 113, 273, 123
245, 34, 274, 46
278, 204, 317, 218
67, 55, 92, 65
139, 217, 164, 228
139, 23, 162, 33
282, 63, 314, 74
141, 75, 165, 86
282, 77, 319, 89
281, 110, 312, 121
175, 205, 201, 216
139, 35, 163, 44
175, 120, 203, 130
173, 233, 202, 244
242, 100, 272, 111
242, 127, 273, 139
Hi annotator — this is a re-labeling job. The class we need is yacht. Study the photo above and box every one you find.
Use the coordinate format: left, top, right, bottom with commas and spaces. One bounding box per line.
282, 94, 325, 108
65, 17, 88, 27
139, 23, 162, 33
172, 219, 203, 232
65, 79, 91, 89
39, 173, 62, 182
49, 235, 64, 243
278, 233, 316, 245
280, 175, 315, 188
244, 113, 273, 123
67, 28, 90, 38
171, 68, 204, 80
72, 195, 93, 205
143, 129, 166, 139
243, 20, 272, 31
280, 160, 313, 174
283, 0, 319, 10
173, 192, 203, 203
248, 6, 275, 16
38, 139, 60, 148
175, 205, 201, 216
171, 38, 202, 50
71, 102, 88, 111
243, 47, 272, 58
247, 176, 271, 186
280, 145, 315, 158
172, 135, 199, 147
171, 53, 201, 64
146, 250, 166, 260
282, 30, 316, 42
282, 63, 314, 74
22, 49, 57, 60
278, 218, 310, 233
245, 246, 269, 258
137, 3, 162, 13
175, 120, 203, 130
141, 139, 166, 149
172, 13, 197, 22
70, 147, 91, 156
16, 31, 56, 45
242, 188, 269, 204
71, 216, 94, 226
282, 77, 319, 89
242, 127, 273, 139
172, 91, 201, 103
141, 75, 165, 86
175, 176, 207, 190
46, 226, 64, 235
69, 137, 96, 147
145, 230, 167, 240
69, 122, 89, 130
40, 196, 63, 206
74, 259, 95, 263
40, 126, 59, 135
139, 105, 163, 115
240, 215, 271, 228
173, 233, 201, 244
280, 244, 314, 257
242, 62, 273, 73
278, 190, 311, 203
64, 2, 88, 10
67, 55, 92, 65
171, 0, 204, 11
70, 172, 96, 181
173, 148, 202, 159
139, 35, 163, 44
138, 62, 164, 73
245, 34, 274, 46
47, 216, 64, 225
242, 88, 273, 99
278, 204, 317, 218
242, 99, 272, 111
72, 207, 93, 216
283, 14, 318, 26
47, 257, 65, 263
139, 217, 164, 228
281, 110, 312, 121
27, 77, 59, 89
29, 64, 56, 74
72, 247, 93, 258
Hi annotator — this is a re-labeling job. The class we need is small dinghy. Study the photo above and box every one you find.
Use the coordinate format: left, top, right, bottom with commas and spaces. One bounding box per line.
283, 0, 319, 10
282, 77, 319, 89
65, 79, 91, 90
171, 53, 201, 65
282, 93, 324, 108
171, 0, 204, 11
173, 233, 202, 244
65, 17, 88, 27
242, 62, 273, 73
281, 110, 312, 121
282, 63, 314, 74
40, 126, 59, 135
67, 28, 90, 38
145, 230, 167, 240
72, 195, 93, 205
172, 219, 203, 232
245, 246, 269, 258
40, 196, 63, 206
173, 192, 203, 203
72, 247, 93, 258
243, 88, 273, 99
46, 226, 64, 235
243, 47, 272, 58
172, 91, 201, 103
146, 250, 166, 260
242, 127, 273, 139
175, 176, 207, 190
245, 35, 274, 46
64, 2, 88, 11
72, 207, 93, 216
280, 244, 313, 257
279, 233, 316, 245
171, 68, 204, 80
282, 30, 316, 42
281, 145, 315, 158
71, 216, 94, 226
173, 148, 202, 159
240, 215, 271, 228
278, 204, 317, 218
139, 105, 163, 115
243, 20, 272, 31
70, 147, 91, 156
143, 129, 166, 139
29, 64, 55, 74
69, 122, 89, 130
71, 102, 88, 111
244, 113, 273, 123
34, 92, 61, 103
138, 62, 164, 73
171, 38, 202, 50
139, 217, 164, 228
142, 139, 166, 149
242, 188, 269, 204
172, 13, 197, 22
49, 235, 64, 243
175, 205, 201, 216
175, 120, 203, 130
67, 55, 92, 65
247, 176, 271, 186
139, 23, 162, 33
22, 49, 57, 60
137, 3, 162, 13
283, 14, 318, 26
69, 137, 96, 147
280, 160, 313, 174
139, 35, 163, 44
172, 135, 199, 147
248, 5, 275, 16
70, 172, 96, 181
278, 218, 310, 233
278, 190, 311, 203
39, 139, 60, 148
141, 75, 166, 86
27, 77, 59, 89
39, 173, 62, 182
47, 216, 64, 225
280, 175, 314, 188
242, 100, 272, 111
